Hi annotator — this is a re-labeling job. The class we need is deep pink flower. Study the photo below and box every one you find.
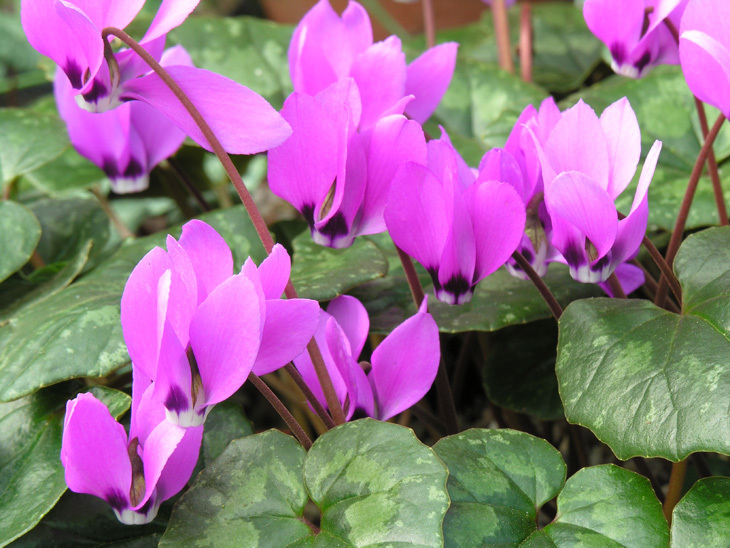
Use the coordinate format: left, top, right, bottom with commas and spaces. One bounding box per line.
268, 78, 427, 248
385, 130, 526, 305
288, 0, 457, 128
22, 0, 291, 154
61, 390, 202, 524
584, 0, 688, 78
294, 296, 440, 421
121, 220, 319, 426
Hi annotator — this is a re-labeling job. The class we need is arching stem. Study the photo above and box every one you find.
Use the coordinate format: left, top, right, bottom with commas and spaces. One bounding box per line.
511, 250, 563, 320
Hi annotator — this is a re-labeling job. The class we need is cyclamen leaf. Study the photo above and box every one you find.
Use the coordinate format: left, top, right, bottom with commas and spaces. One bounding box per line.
670, 477, 730, 547
557, 227, 730, 460
0, 201, 41, 284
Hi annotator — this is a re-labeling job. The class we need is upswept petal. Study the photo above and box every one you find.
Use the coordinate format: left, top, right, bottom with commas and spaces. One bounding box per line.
327, 295, 370, 359
134, 418, 186, 511
358, 114, 427, 235
369, 298, 440, 421
268, 92, 339, 211
611, 140, 662, 266
162, 235, 199, 344
143, 0, 201, 43
385, 162, 449, 273
188, 273, 262, 407
129, 100, 186, 170
599, 262, 645, 297
350, 36, 407, 130
154, 424, 204, 502
466, 180, 526, 283
583, 0, 645, 61
61, 393, 132, 507
324, 317, 363, 420
680, 30, 730, 119
152, 319, 194, 423
599, 97, 641, 200
545, 171, 618, 261
545, 100, 609, 191
476, 148, 526, 203
120, 66, 292, 154
437, 186, 476, 305
257, 244, 291, 300
404, 42, 458, 124
176, 220, 233, 304
252, 298, 320, 376
68, 0, 145, 30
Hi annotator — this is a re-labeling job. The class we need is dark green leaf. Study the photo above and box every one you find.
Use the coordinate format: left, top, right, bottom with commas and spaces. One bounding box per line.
0, 201, 41, 283
291, 232, 389, 301
433, 429, 566, 547
0, 108, 69, 187
0, 385, 130, 547
557, 227, 730, 460
0, 205, 263, 402
670, 477, 730, 548
20, 148, 106, 196
198, 400, 254, 470
169, 16, 293, 110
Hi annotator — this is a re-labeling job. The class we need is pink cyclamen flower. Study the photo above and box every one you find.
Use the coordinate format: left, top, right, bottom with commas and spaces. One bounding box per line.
53, 48, 189, 193
679, 0, 730, 119
22, 0, 291, 154
294, 295, 440, 421
531, 98, 662, 289
61, 390, 203, 524
289, 0, 458, 128
584, 0, 688, 78
268, 78, 427, 248
385, 130, 526, 305
481, 0, 517, 7
121, 220, 319, 426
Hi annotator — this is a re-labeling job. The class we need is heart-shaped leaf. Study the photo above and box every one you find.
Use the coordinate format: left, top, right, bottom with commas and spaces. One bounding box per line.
670, 477, 730, 547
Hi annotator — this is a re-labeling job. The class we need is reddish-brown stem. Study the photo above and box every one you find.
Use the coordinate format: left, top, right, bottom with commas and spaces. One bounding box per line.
511, 250, 563, 320
519, 3, 533, 82
91, 187, 134, 239
284, 363, 335, 429
694, 98, 728, 225
249, 373, 312, 450
394, 244, 458, 434
606, 272, 627, 299
492, 0, 514, 73
421, 0, 436, 49
102, 27, 344, 427
663, 459, 688, 524
655, 113, 726, 308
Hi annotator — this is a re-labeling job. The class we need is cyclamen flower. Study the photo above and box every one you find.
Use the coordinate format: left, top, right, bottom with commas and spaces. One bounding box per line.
54, 48, 189, 193
22, 0, 291, 154
289, 0, 458, 128
679, 0, 730, 119
385, 131, 526, 305
294, 296, 440, 421
61, 391, 203, 525
532, 98, 662, 289
121, 220, 319, 426
268, 78, 427, 248
584, 0, 688, 78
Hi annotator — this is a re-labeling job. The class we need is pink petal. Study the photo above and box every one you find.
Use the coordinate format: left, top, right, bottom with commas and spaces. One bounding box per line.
188, 273, 262, 407
257, 244, 291, 300
466, 180, 526, 283
436, 186, 476, 305
69, 0, 145, 30
476, 148, 526, 203
177, 220, 233, 304
599, 262, 645, 297
252, 298, 320, 376
152, 319, 194, 420
120, 66, 292, 155
129, 100, 186, 170
680, 30, 730, 119
324, 317, 363, 420
599, 97, 641, 200
327, 295, 370, 358
369, 298, 440, 421
143, 0, 201, 43
135, 419, 186, 509
404, 42, 458, 124
385, 162, 449, 273
155, 424, 204, 501
61, 393, 132, 508
583, 0, 644, 61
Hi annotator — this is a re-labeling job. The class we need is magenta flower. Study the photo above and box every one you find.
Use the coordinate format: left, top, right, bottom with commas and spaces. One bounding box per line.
481, 0, 517, 7
121, 220, 319, 426
385, 130, 526, 305
268, 78, 427, 248
53, 48, 189, 193
22, 0, 291, 154
679, 0, 730, 118
532, 98, 662, 288
288, 0, 457, 128
294, 296, 440, 421
584, 0, 688, 78
61, 390, 203, 524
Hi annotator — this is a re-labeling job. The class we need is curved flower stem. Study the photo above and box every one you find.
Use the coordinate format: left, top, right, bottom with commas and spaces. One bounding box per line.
249, 373, 312, 450
102, 27, 345, 427
421, 0, 436, 49
519, 2, 533, 83
606, 273, 627, 299
492, 0, 514, 73
511, 250, 563, 320
394, 243, 458, 434
284, 363, 336, 429
90, 187, 134, 239
663, 459, 688, 524
641, 234, 682, 304
694, 98, 728, 225
655, 113, 726, 308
